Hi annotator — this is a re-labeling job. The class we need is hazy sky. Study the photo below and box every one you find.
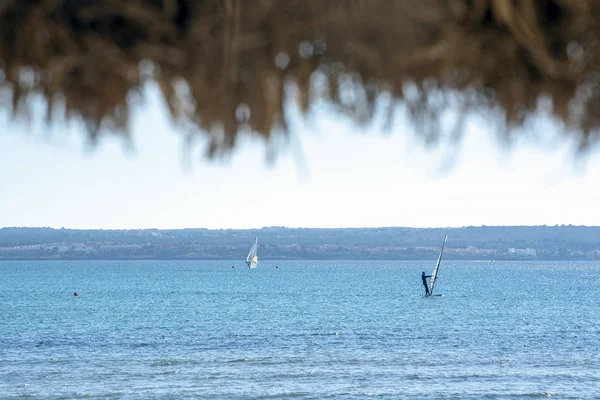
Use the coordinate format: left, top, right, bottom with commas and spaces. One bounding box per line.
1, 83, 599, 229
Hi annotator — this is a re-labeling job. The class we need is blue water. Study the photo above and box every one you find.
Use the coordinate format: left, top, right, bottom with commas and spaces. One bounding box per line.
1, 260, 599, 399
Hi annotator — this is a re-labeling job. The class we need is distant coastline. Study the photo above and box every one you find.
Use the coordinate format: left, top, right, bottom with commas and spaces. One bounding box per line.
0, 226, 599, 261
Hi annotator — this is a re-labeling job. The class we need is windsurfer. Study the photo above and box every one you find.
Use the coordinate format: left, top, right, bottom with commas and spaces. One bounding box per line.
421, 271, 431, 296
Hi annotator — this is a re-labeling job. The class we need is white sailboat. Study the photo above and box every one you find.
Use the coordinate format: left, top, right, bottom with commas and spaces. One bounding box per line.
245, 236, 258, 268
428, 234, 448, 296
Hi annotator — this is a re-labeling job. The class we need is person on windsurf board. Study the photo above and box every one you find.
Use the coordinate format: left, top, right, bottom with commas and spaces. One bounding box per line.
421, 271, 432, 296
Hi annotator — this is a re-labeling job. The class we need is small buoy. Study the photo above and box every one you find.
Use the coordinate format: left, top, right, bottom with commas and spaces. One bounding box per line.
73, 292, 78, 296
232, 265, 235, 268
275, 265, 279, 269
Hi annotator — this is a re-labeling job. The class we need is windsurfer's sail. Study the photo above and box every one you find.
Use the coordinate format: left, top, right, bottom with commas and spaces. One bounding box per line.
428, 234, 448, 296
245, 236, 258, 268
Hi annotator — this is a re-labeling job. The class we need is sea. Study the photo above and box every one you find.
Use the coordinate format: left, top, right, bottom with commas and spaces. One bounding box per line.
0, 260, 599, 399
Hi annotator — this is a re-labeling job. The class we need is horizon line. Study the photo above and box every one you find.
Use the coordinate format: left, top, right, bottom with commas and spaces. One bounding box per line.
0, 224, 597, 231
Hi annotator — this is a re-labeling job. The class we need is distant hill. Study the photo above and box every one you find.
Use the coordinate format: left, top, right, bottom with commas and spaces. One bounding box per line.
0, 226, 599, 261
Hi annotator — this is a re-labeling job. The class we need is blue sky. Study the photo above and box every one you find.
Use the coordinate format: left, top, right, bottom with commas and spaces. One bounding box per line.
1, 83, 599, 229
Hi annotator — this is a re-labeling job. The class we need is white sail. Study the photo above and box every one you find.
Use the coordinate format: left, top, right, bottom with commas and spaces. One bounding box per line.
245, 236, 258, 268
429, 234, 447, 295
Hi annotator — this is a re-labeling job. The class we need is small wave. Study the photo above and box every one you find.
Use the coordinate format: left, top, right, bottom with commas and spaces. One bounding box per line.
483, 392, 559, 399
150, 360, 190, 367
224, 358, 248, 363
252, 392, 311, 399
154, 370, 178, 375
130, 342, 156, 348
75, 392, 125, 399
308, 332, 341, 337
